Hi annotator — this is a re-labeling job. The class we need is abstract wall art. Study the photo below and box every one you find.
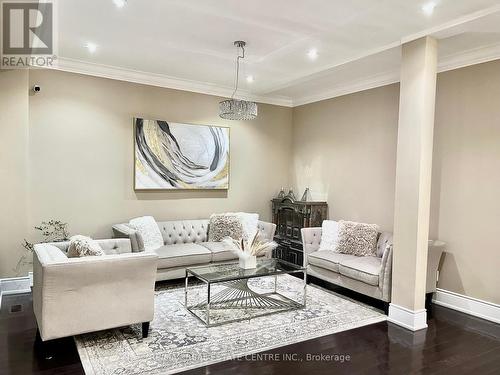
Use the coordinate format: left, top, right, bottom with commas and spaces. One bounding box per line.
134, 118, 229, 190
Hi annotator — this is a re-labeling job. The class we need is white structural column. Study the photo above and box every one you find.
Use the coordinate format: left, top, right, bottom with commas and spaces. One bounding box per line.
388, 37, 438, 331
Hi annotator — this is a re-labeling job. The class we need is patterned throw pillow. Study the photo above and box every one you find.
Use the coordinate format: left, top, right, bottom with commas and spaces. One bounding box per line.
336, 220, 379, 257
226, 212, 259, 240
208, 214, 244, 242
67, 235, 104, 258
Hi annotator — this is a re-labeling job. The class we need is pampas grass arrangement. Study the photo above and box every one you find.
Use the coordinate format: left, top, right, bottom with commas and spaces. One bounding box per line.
222, 233, 278, 269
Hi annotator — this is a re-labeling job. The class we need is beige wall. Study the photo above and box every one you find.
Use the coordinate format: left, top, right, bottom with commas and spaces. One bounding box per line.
0, 70, 29, 278
431, 60, 500, 304
292, 84, 400, 232
292, 59, 500, 305
0, 69, 292, 278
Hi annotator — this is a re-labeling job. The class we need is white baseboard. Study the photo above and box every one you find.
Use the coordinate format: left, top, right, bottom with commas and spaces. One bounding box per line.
388, 303, 428, 331
433, 288, 500, 324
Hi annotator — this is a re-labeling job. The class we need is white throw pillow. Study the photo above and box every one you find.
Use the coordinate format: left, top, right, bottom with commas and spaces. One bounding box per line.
318, 220, 339, 251
129, 216, 163, 251
228, 212, 259, 241
67, 235, 104, 258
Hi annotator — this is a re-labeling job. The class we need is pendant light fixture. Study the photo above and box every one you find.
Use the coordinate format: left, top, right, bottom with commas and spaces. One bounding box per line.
219, 41, 258, 120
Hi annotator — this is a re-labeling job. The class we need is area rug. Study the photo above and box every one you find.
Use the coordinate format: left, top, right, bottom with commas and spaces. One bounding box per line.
75, 275, 386, 375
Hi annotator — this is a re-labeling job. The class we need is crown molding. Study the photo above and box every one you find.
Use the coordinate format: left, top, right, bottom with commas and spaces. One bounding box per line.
47, 43, 500, 109
48, 58, 294, 107
291, 71, 400, 107
291, 43, 500, 107
437, 43, 500, 73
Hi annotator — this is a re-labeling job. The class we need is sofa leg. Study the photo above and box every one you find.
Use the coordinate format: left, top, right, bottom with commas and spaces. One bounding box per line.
142, 322, 150, 338
34, 327, 43, 347
425, 292, 433, 318
383, 302, 390, 315
34, 327, 53, 359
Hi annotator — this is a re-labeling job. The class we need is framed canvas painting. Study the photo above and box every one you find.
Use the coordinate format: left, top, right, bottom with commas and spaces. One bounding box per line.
134, 118, 230, 190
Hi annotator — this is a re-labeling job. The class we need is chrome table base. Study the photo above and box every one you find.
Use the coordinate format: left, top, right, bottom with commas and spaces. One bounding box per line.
185, 274, 306, 327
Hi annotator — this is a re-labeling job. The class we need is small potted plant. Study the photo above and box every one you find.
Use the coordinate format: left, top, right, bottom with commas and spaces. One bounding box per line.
15, 220, 69, 275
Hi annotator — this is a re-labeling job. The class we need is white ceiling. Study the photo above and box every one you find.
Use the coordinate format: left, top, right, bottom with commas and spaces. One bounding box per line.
54, 0, 500, 106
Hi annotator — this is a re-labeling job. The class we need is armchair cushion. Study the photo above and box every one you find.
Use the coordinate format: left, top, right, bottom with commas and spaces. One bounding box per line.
338, 256, 381, 286
155, 243, 211, 269
45, 238, 132, 255
307, 251, 358, 273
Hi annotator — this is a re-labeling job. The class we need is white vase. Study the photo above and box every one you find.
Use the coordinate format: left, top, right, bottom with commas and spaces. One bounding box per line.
238, 254, 257, 269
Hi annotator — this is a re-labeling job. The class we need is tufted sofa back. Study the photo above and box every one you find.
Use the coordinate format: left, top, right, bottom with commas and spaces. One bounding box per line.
113, 219, 277, 251
157, 220, 210, 245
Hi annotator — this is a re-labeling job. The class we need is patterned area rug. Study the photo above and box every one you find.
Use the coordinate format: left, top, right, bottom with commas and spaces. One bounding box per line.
75, 275, 386, 375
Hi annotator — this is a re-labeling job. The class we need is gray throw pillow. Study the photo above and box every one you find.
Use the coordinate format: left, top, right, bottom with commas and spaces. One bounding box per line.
336, 220, 379, 257
67, 235, 104, 258
208, 214, 243, 242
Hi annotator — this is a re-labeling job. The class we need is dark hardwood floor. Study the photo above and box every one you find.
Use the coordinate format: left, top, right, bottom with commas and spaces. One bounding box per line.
1, 287, 499, 375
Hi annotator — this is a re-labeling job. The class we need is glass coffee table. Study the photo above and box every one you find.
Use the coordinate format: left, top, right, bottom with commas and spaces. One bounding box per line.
185, 258, 306, 327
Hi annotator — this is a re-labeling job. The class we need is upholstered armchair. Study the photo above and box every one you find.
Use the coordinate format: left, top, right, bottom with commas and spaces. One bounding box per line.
33, 239, 158, 341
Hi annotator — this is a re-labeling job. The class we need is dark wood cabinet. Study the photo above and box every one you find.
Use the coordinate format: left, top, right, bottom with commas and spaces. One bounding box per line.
271, 193, 328, 267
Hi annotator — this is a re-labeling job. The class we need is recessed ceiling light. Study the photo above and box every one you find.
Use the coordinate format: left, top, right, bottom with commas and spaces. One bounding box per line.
422, 1, 437, 16
246, 75, 254, 83
85, 42, 97, 53
113, 0, 127, 8
307, 48, 318, 60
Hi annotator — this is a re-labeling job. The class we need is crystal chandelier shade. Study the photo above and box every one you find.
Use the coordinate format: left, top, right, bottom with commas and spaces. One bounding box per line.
219, 99, 258, 120
219, 41, 258, 120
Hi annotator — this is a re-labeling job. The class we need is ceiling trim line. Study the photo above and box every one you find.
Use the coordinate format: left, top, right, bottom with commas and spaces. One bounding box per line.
438, 43, 500, 73
402, 4, 500, 44
291, 71, 400, 107
292, 44, 500, 107
261, 5, 500, 95
47, 58, 294, 107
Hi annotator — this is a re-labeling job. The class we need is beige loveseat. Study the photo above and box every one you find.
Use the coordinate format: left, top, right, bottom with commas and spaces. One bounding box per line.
112, 219, 277, 281
302, 227, 394, 303
302, 227, 446, 305
33, 239, 157, 341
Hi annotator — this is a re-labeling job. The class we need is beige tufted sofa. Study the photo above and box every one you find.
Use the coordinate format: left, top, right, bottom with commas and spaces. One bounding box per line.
33, 239, 158, 341
112, 219, 277, 281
